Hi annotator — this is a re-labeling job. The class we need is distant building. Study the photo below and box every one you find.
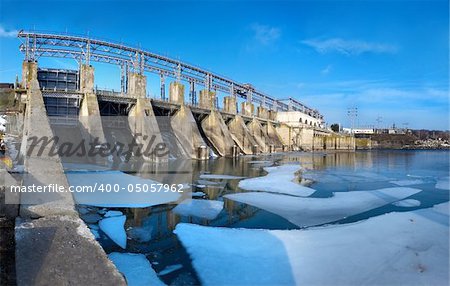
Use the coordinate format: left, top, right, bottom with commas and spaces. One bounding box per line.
0, 83, 14, 89
342, 128, 374, 135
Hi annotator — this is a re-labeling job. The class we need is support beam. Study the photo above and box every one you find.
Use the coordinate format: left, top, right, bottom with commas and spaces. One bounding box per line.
170, 105, 208, 159
78, 65, 107, 158
227, 115, 259, 155
79, 64, 94, 93
21, 61, 38, 89
189, 81, 196, 105
201, 110, 236, 157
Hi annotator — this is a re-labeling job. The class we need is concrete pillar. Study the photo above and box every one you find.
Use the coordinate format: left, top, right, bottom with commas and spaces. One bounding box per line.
257, 106, 268, 119
199, 89, 216, 109
127, 72, 147, 98
201, 110, 236, 157
170, 105, 208, 160
21, 61, 38, 90
268, 110, 278, 121
198, 145, 209, 160
169, 82, 185, 104
248, 119, 269, 153
79, 64, 94, 93
241, 102, 254, 116
227, 115, 259, 155
223, 96, 237, 114
128, 98, 167, 162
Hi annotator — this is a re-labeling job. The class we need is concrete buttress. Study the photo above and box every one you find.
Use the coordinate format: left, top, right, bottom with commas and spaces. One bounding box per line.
201, 110, 236, 157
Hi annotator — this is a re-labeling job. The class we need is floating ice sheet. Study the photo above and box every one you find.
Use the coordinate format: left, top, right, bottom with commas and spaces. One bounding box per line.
159, 264, 183, 276
108, 252, 165, 286
175, 202, 449, 285
173, 199, 224, 220
104, 210, 123, 217
436, 177, 450, 190
392, 199, 421, 207
238, 164, 315, 197
67, 170, 182, 208
225, 187, 422, 227
99, 215, 127, 249
390, 179, 424, 186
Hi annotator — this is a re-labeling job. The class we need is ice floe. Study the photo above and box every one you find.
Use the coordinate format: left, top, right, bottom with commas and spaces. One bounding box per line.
225, 187, 422, 227
436, 177, 450, 190
108, 252, 165, 286
392, 199, 421, 207
192, 191, 206, 197
99, 215, 127, 249
159, 264, 183, 276
173, 199, 224, 220
175, 202, 449, 285
390, 179, 424, 186
104, 210, 124, 217
238, 164, 315, 197
199, 174, 246, 180
67, 170, 182, 208
90, 228, 100, 239
127, 224, 153, 243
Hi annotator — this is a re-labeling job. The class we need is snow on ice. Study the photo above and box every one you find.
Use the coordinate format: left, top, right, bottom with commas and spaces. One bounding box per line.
108, 252, 165, 286
225, 187, 421, 227
67, 170, 182, 208
99, 215, 127, 249
173, 199, 224, 220
238, 164, 315, 197
175, 202, 449, 285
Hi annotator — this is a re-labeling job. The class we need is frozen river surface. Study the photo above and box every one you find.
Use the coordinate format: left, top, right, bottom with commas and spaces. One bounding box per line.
68, 150, 450, 285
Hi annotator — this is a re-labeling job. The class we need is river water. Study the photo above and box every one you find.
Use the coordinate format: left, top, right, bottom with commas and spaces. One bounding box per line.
70, 150, 449, 285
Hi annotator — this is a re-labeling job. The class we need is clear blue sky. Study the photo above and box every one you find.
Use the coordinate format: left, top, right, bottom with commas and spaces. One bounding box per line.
0, 0, 448, 130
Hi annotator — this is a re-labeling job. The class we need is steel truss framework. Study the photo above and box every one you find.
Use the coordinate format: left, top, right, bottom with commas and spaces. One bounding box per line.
18, 30, 322, 120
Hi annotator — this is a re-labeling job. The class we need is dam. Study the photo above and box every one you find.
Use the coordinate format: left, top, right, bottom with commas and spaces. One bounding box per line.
4, 31, 355, 285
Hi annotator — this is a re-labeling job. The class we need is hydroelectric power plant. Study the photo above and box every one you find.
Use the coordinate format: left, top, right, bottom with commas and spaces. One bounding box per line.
4, 31, 357, 285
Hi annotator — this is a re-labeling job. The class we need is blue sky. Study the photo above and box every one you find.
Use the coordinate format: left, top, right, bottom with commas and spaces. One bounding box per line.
0, 0, 448, 130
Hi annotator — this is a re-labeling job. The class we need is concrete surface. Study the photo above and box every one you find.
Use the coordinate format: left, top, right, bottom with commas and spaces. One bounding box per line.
247, 118, 269, 153
227, 115, 258, 155
15, 215, 126, 286
201, 110, 236, 157
169, 82, 185, 104
19, 74, 76, 219
128, 98, 168, 162
171, 105, 207, 159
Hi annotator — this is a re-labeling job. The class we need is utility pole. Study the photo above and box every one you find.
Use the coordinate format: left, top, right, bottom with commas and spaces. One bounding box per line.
347, 107, 358, 133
